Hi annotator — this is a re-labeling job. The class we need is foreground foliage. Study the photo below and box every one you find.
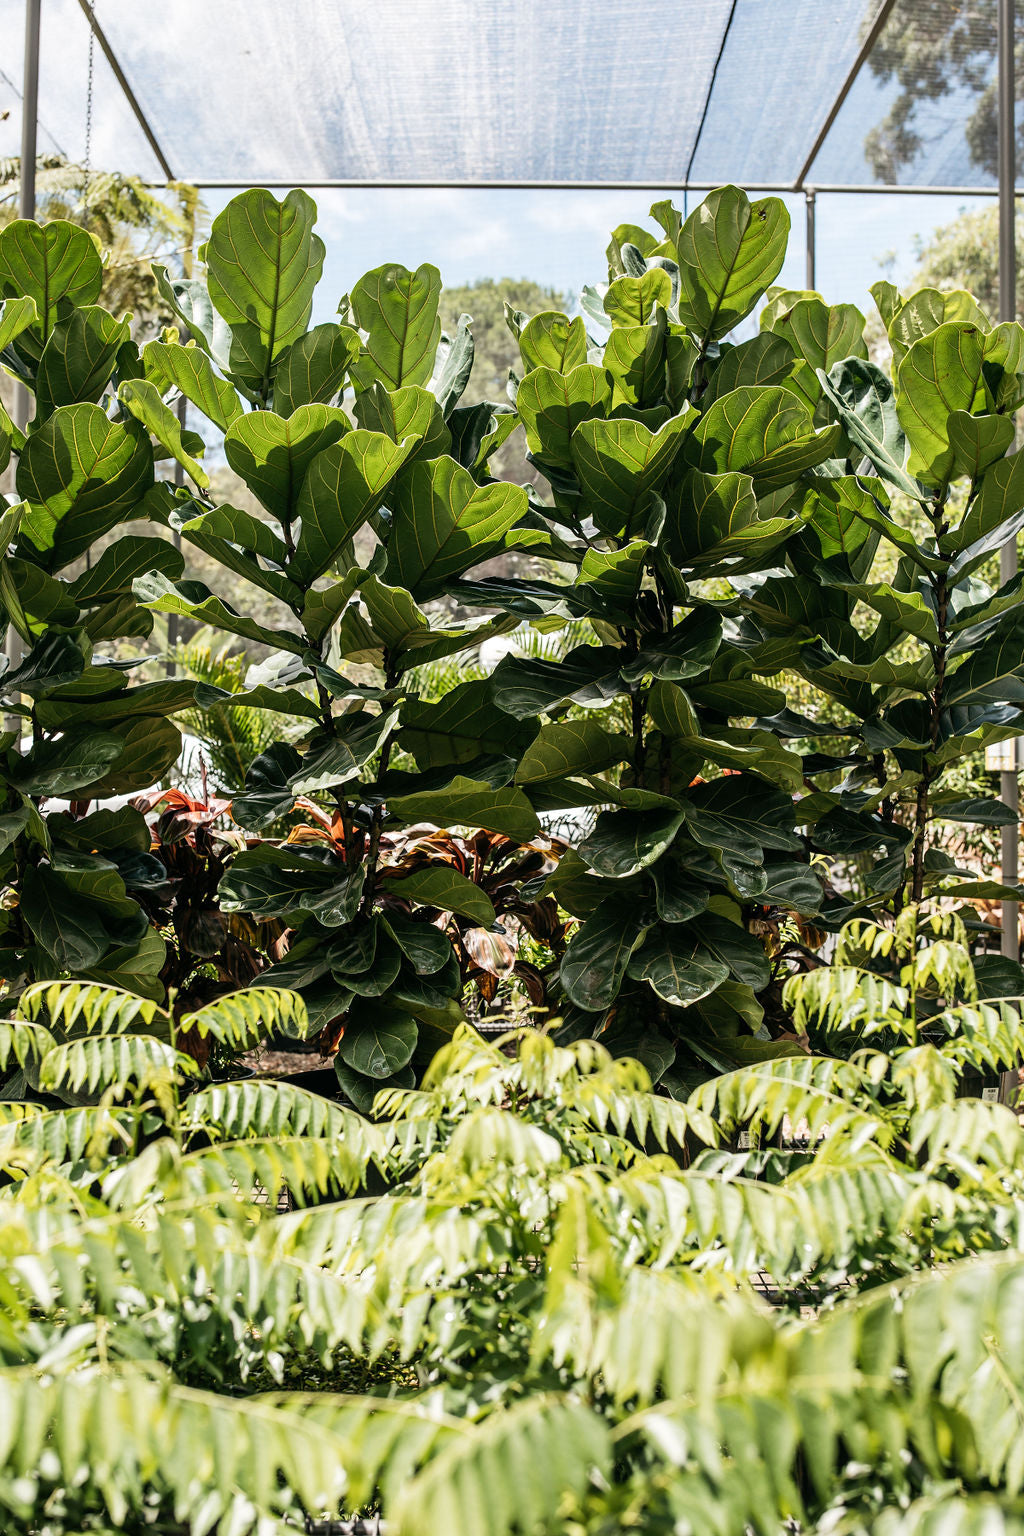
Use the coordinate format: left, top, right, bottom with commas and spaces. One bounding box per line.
2, 914, 1024, 1533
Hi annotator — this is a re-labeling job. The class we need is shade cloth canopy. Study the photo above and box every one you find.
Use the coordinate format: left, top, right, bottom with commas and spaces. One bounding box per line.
0, 0, 1017, 191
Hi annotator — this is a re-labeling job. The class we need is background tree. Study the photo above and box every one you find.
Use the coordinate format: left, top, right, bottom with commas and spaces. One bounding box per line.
864, 0, 1023, 182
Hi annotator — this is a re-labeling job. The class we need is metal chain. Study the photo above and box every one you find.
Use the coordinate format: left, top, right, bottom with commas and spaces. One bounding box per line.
82, 0, 95, 201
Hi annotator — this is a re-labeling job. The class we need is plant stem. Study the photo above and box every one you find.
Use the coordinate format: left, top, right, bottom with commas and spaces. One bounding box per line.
910, 501, 950, 904
361, 651, 400, 916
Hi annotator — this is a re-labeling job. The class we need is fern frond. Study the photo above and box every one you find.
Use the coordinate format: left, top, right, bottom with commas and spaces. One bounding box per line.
181, 987, 309, 1049
19, 980, 166, 1037
38, 1034, 195, 1096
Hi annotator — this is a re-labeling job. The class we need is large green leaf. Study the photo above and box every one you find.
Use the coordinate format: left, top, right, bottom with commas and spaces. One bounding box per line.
377, 866, 495, 925
603, 271, 672, 328
33, 305, 130, 421
0, 294, 38, 355
118, 379, 208, 488
700, 332, 797, 407
490, 645, 624, 716
16, 405, 153, 569
887, 286, 990, 365
7, 731, 125, 796
134, 573, 306, 654
349, 262, 442, 390
399, 679, 537, 766
77, 717, 183, 798
290, 711, 398, 794
559, 895, 651, 1010
354, 383, 451, 460
516, 364, 612, 469
203, 188, 324, 388
20, 864, 113, 971
178, 503, 301, 605
291, 430, 420, 585
0, 220, 102, 342
223, 404, 350, 524
674, 186, 789, 344
945, 410, 1015, 480
514, 719, 629, 784
690, 386, 839, 490
945, 614, 1024, 708
388, 776, 540, 839
763, 296, 866, 404
943, 447, 1024, 556
338, 1003, 418, 1079
68, 535, 184, 607
272, 323, 361, 414
625, 927, 729, 1006
896, 322, 987, 487
143, 339, 244, 432
578, 806, 687, 878
519, 311, 589, 372
819, 357, 923, 501
220, 844, 361, 925
571, 410, 695, 537
385, 455, 528, 599
602, 313, 667, 407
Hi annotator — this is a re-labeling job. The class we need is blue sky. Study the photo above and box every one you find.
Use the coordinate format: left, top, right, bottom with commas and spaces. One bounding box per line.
198, 186, 993, 324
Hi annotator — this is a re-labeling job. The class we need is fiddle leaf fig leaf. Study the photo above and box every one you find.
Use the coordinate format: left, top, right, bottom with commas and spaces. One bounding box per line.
350, 262, 442, 390
223, 404, 350, 523
203, 188, 325, 385
578, 806, 687, 878
887, 286, 990, 366
0, 219, 102, 341
819, 356, 924, 501
700, 332, 797, 407
690, 386, 840, 490
0, 294, 38, 353
354, 383, 451, 459
603, 271, 672, 328
673, 186, 789, 344
118, 378, 208, 487
385, 455, 528, 600
378, 866, 496, 926
896, 322, 988, 487
34, 305, 131, 421
388, 776, 540, 840
762, 296, 867, 405
516, 364, 612, 469
16, 405, 153, 570
399, 678, 537, 766
560, 894, 651, 1010
514, 719, 630, 784
945, 410, 1015, 481
143, 338, 244, 431
519, 312, 588, 373
338, 1006, 418, 1080
571, 409, 695, 537
625, 927, 729, 1006
431, 313, 475, 415
272, 323, 361, 415
291, 430, 420, 584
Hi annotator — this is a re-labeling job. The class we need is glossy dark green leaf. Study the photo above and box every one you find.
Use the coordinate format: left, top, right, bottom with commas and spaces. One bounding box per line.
389, 775, 540, 839
490, 645, 623, 716
377, 866, 495, 925
338, 1003, 418, 1079
819, 357, 923, 501
399, 678, 537, 766
68, 535, 184, 607
20, 864, 110, 971
16, 405, 154, 569
578, 806, 686, 878
231, 743, 301, 829
625, 927, 729, 1006
385, 455, 528, 600
384, 914, 453, 975
134, 573, 306, 654
571, 409, 694, 537
559, 895, 651, 1010
690, 386, 839, 490
290, 711, 398, 795
688, 914, 771, 989
515, 720, 629, 784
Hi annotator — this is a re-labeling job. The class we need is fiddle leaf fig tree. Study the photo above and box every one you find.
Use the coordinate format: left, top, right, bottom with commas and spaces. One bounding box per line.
737, 281, 1024, 922
137, 188, 547, 1090
0, 218, 189, 1000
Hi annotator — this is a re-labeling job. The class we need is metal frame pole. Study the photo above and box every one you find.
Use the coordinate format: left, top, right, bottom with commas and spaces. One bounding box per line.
999, 0, 1019, 964
5, 0, 41, 704
805, 189, 817, 290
